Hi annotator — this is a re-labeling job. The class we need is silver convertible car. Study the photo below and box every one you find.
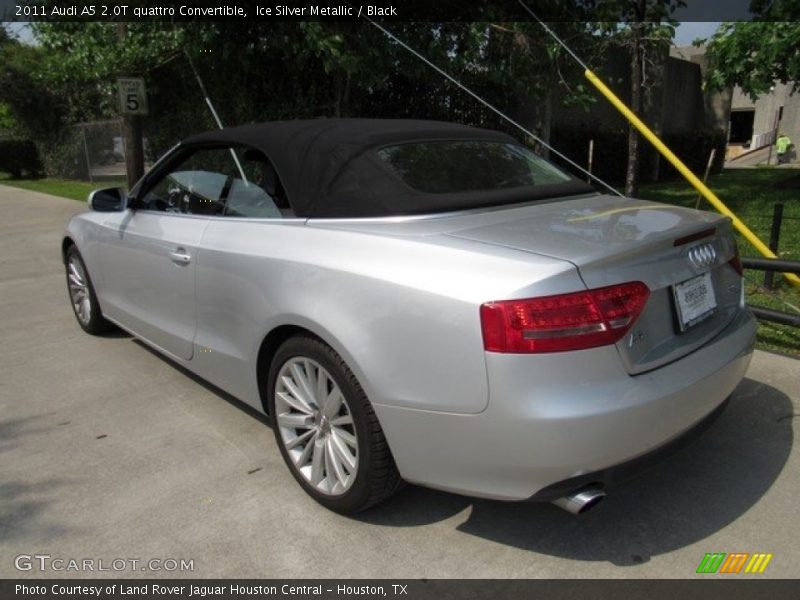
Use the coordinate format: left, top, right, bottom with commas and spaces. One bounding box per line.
63, 119, 756, 514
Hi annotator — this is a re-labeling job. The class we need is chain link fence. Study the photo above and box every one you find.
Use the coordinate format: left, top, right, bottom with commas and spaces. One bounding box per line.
73, 119, 126, 182
41, 119, 152, 182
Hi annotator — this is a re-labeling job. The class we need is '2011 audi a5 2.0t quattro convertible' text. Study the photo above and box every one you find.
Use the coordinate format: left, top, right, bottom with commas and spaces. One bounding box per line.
63, 119, 756, 514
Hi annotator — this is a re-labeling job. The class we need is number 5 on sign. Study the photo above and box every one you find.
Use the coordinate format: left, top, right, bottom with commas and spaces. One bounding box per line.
117, 78, 148, 115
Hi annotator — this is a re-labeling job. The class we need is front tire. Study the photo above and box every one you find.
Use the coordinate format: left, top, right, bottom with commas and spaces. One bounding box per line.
65, 246, 113, 335
267, 335, 403, 513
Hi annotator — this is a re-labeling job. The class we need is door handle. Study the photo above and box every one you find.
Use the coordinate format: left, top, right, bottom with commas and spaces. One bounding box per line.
169, 249, 191, 265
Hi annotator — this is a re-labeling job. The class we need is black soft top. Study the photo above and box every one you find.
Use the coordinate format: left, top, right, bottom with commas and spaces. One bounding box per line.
181, 119, 593, 218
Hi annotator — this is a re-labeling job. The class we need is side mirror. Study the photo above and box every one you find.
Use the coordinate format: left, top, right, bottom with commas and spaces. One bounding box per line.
88, 187, 127, 212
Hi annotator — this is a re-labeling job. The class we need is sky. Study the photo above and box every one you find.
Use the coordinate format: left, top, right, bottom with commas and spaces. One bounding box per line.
673, 21, 722, 46
2, 21, 31, 43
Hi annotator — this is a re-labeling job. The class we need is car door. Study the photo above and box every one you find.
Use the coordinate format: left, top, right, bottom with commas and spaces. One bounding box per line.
97, 148, 235, 360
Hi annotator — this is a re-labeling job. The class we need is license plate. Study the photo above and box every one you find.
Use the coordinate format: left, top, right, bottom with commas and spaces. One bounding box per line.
673, 272, 717, 331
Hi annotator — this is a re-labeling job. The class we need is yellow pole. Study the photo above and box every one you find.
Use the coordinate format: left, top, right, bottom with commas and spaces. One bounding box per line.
584, 69, 800, 288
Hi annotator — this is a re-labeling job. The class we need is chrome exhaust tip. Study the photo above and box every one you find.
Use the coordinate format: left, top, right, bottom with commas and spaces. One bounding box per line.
552, 486, 606, 515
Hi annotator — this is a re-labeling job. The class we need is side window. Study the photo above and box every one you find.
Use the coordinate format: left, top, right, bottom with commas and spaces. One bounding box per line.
223, 148, 290, 218
141, 148, 238, 215
140, 147, 292, 218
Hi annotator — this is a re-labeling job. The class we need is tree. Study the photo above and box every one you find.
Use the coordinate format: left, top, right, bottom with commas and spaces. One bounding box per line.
705, 21, 800, 99
593, 0, 683, 197
473, 20, 601, 155
19, 15, 620, 182
33, 22, 184, 121
0, 32, 67, 140
0, 103, 16, 132
0, 31, 18, 132
28, 20, 600, 160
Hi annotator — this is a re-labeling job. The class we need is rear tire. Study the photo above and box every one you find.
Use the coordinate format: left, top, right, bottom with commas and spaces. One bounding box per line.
267, 335, 403, 513
65, 246, 113, 335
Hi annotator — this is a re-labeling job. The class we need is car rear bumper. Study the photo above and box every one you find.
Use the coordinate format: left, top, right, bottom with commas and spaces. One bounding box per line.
526, 394, 730, 501
373, 308, 757, 501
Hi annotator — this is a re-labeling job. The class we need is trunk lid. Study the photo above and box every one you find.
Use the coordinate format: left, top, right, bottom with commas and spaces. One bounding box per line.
446, 195, 743, 374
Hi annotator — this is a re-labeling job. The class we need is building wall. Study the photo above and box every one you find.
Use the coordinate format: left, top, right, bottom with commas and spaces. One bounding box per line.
547, 46, 725, 183
553, 46, 708, 136
672, 45, 800, 162
670, 45, 732, 133
660, 56, 705, 134
552, 44, 797, 152
732, 82, 790, 147
781, 95, 800, 150
548, 42, 797, 170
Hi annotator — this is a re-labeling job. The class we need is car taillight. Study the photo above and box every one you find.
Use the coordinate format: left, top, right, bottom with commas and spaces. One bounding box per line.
480, 281, 650, 353
728, 242, 744, 277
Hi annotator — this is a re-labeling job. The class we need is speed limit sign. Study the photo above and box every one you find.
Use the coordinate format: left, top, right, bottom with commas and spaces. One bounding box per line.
117, 77, 148, 115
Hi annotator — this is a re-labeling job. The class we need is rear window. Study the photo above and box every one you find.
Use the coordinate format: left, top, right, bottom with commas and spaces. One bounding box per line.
376, 141, 571, 194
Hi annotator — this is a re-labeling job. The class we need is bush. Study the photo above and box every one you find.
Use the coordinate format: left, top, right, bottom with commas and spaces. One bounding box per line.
34, 129, 89, 180
0, 138, 43, 178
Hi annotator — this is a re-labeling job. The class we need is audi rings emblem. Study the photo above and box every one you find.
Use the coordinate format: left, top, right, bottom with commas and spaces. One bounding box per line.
687, 243, 717, 270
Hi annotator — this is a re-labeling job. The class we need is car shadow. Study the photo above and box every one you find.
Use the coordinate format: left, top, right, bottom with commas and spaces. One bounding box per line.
117, 338, 794, 564
357, 377, 794, 566
130, 339, 271, 426
102, 328, 133, 339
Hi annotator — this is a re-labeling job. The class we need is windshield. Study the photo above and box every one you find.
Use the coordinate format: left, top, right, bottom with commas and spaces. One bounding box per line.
376, 141, 571, 194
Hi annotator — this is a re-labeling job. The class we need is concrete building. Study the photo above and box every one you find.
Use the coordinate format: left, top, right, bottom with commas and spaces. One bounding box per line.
544, 43, 795, 178
671, 45, 799, 165
557, 45, 711, 138
549, 45, 724, 182
728, 83, 798, 162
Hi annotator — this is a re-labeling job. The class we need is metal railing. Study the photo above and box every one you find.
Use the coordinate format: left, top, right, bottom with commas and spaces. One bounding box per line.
742, 256, 800, 327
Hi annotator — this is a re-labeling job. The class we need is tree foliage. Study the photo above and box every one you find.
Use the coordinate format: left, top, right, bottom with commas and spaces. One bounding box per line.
7, 11, 684, 184
33, 22, 184, 120
591, 0, 684, 195
25, 20, 605, 163
706, 20, 800, 99
0, 32, 67, 139
0, 101, 18, 132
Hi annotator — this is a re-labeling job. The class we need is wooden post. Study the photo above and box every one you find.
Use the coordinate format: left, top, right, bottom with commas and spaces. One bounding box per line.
694, 147, 716, 209
121, 115, 144, 190
117, 24, 145, 190
81, 125, 93, 184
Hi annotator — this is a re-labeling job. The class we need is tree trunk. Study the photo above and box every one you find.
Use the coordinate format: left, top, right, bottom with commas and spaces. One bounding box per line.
644, 45, 668, 183
334, 73, 342, 117
513, 89, 552, 158
507, 28, 552, 158
333, 70, 352, 118
625, 21, 644, 197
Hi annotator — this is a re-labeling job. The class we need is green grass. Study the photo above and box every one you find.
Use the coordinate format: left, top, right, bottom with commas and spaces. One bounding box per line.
0, 172, 125, 202
639, 169, 800, 357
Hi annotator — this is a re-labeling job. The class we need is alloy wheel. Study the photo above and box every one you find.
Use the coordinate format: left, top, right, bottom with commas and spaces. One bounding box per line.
67, 256, 92, 325
274, 357, 359, 496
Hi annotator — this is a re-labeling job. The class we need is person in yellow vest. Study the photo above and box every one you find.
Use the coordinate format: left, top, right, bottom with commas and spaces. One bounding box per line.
775, 133, 792, 165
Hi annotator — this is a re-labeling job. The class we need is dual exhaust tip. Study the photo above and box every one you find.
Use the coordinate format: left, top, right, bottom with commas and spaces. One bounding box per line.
551, 485, 606, 515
